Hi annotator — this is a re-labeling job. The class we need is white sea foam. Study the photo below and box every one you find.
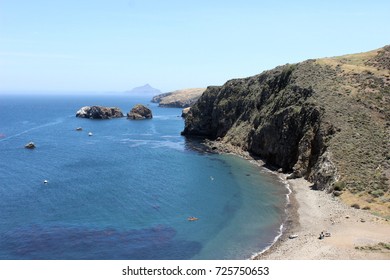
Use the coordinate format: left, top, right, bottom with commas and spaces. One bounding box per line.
152, 115, 180, 120
161, 135, 182, 138
250, 223, 284, 259
238, 156, 293, 259
119, 138, 184, 150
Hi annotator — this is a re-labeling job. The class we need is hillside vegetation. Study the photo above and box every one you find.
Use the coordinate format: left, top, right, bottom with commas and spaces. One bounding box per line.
151, 88, 205, 108
183, 46, 390, 216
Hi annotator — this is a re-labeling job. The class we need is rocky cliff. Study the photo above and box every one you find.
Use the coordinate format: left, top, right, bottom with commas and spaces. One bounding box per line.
183, 46, 390, 214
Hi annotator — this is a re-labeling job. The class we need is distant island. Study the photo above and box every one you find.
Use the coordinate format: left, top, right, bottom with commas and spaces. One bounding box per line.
125, 84, 161, 96
151, 88, 206, 108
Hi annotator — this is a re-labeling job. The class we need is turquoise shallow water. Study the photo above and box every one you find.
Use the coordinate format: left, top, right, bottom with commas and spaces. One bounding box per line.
0, 93, 288, 259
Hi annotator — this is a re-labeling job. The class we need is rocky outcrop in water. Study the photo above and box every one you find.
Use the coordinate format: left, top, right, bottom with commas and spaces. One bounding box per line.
76, 106, 124, 119
127, 104, 153, 120
183, 46, 390, 207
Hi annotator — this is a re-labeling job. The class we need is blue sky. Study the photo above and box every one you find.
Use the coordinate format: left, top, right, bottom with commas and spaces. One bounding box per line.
0, 0, 389, 92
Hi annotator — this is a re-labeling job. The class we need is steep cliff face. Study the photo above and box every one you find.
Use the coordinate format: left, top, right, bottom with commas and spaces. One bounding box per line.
183, 63, 337, 189
183, 46, 390, 211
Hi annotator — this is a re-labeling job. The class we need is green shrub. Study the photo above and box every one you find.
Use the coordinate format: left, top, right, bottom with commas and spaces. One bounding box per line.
333, 181, 346, 191
379, 243, 390, 250
371, 190, 385, 198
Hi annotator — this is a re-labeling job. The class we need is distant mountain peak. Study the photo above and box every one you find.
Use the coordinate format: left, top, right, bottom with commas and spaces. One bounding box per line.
126, 84, 161, 95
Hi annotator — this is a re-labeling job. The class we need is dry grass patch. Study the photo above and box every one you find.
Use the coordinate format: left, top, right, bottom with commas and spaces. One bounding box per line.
341, 190, 390, 218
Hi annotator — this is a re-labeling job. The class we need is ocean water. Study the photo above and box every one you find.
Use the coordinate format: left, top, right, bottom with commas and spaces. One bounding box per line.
0, 93, 288, 260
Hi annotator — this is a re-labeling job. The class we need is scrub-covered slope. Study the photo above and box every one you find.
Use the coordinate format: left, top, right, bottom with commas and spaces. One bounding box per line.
183, 46, 390, 215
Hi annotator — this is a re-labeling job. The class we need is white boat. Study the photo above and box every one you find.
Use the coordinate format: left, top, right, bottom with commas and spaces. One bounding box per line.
88, 132, 93, 136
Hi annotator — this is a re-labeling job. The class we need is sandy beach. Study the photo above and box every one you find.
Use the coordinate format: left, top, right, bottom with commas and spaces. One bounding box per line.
255, 177, 390, 260
202, 140, 390, 259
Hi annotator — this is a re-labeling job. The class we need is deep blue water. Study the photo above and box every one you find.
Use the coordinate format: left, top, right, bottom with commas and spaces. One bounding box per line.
0, 92, 288, 260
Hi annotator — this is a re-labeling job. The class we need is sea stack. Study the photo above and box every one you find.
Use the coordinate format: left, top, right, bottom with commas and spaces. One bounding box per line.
127, 104, 153, 120
76, 106, 124, 119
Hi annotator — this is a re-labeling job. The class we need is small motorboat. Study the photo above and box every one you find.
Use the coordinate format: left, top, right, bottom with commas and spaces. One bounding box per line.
187, 216, 199, 221
76, 127, 83, 131
25, 142, 36, 149
88, 132, 93, 136
43, 180, 48, 185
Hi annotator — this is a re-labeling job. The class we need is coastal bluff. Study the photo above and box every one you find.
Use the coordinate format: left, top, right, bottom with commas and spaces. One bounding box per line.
182, 46, 390, 215
76, 106, 124, 119
151, 88, 205, 108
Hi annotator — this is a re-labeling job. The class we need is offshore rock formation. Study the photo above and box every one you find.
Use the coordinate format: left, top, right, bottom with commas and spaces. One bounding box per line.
76, 106, 124, 119
183, 46, 390, 210
127, 104, 153, 120
151, 88, 205, 108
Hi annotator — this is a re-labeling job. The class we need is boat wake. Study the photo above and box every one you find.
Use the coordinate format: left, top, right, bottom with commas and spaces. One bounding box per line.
0, 117, 68, 142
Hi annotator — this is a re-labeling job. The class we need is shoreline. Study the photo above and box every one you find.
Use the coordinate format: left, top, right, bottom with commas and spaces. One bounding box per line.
257, 177, 390, 259
202, 140, 390, 260
250, 174, 298, 260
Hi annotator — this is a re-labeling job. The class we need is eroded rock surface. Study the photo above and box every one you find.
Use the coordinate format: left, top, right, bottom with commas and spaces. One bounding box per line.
76, 106, 123, 119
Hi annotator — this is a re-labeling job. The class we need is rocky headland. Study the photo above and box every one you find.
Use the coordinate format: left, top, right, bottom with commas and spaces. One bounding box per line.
182, 45, 390, 216
127, 104, 153, 120
76, 106, 124, 119
151, 88, 205, 108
